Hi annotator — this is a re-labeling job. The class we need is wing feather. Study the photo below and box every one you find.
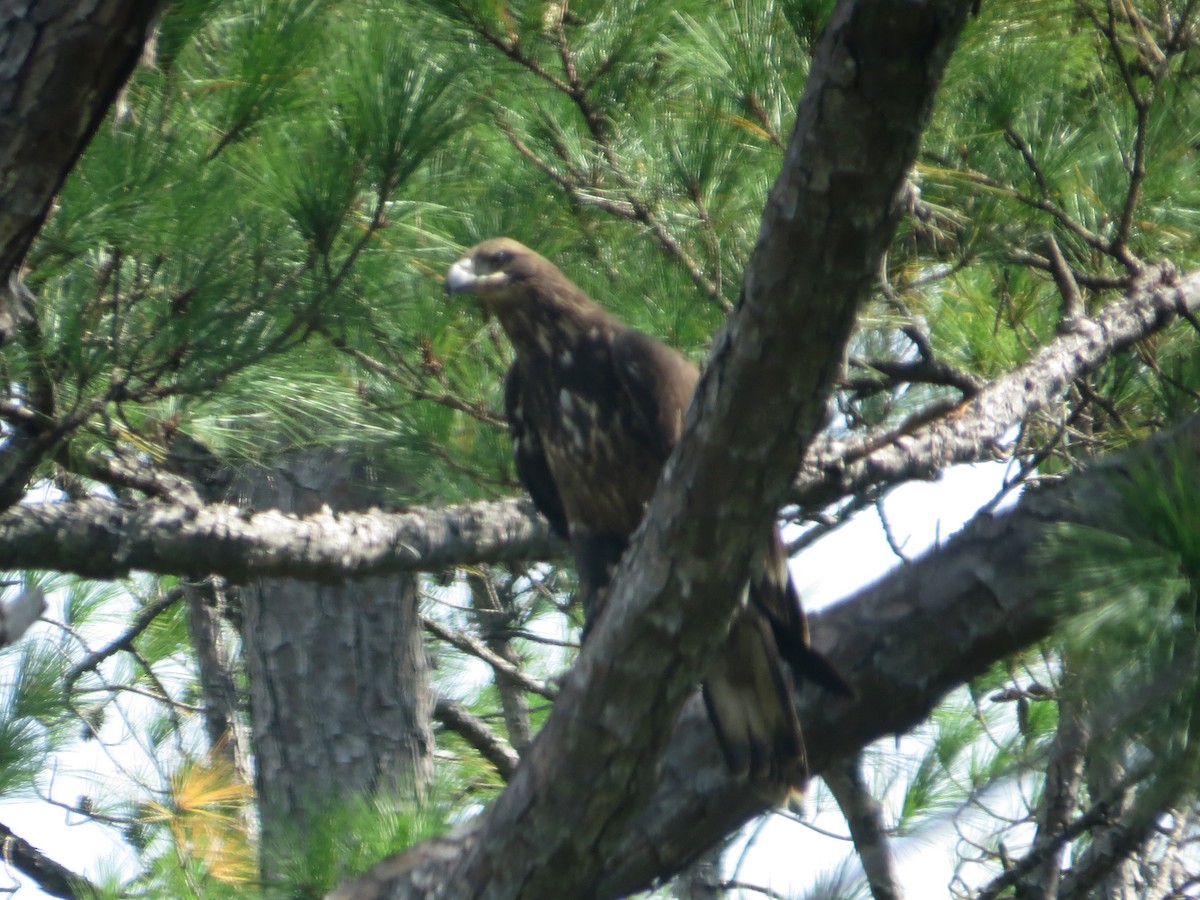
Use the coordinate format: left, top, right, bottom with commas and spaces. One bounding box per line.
703, 610, 806, 786
610, 329, 699, 464
504, 365, 568, 538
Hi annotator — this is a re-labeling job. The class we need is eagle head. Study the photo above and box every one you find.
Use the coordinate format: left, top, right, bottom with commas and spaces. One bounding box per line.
444, 237, 543, 301
445, 237, 611, 350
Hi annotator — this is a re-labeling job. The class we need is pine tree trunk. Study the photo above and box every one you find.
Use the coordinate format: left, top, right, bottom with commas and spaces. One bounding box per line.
184, 580, 255, 793
229, 450, 434, 877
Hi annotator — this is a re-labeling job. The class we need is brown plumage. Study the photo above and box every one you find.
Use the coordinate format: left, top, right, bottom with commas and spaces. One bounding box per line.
446, 237, 846, 788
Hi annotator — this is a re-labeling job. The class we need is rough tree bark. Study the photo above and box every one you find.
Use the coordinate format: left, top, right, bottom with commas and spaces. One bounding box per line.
227, 450, 434, 877
0, 0, 162, 283
0, 0, 164, 510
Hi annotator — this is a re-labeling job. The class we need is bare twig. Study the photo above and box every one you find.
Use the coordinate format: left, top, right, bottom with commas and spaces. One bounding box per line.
434, 697, 519, 780
421, 615, 557, 700
64, 586, 186, 690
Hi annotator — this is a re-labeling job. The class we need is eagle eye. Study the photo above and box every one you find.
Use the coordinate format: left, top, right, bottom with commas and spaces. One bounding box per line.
487, 249, 514, 268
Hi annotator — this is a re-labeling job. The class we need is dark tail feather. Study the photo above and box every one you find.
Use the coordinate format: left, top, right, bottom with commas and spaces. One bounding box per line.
703, 614, 808, 790
750, 535, 854, 699
768, 617, 855, 698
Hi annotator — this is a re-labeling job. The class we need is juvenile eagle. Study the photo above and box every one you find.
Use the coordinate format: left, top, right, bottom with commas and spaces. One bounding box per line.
446, 237, 843, 787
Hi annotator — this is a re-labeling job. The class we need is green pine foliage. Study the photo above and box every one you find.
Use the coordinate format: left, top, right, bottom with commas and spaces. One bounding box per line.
12, 0, 1200, 505
1047, 450, 1200, 785
261, 789, 452, 898
7, 0, 1200, 894
0, 646, 65, 796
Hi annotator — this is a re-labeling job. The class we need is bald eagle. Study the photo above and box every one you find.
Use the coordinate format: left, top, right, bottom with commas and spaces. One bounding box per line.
446, 238, 845, 787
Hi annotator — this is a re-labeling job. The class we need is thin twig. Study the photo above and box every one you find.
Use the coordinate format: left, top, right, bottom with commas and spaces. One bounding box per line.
421, 615, 557, 700
64, 587, 186, 690
434, 697, 519, 780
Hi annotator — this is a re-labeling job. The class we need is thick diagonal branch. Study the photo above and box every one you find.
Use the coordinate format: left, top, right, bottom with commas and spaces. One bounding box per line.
595, 412, 1200, 898
0, 0, 162, 281
0, 820, 95, 899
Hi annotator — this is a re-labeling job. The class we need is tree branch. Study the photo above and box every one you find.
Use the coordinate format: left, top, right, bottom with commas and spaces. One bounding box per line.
594, 413, 1200, 898
0, 0, 163, 282
0, 820, 95, 899
824, 756, 900, 900
421, 615, 557, 701
64, 585, 184, 689
797, 263, 1200, 509
0, 495, 561, 581
433, 698, 519, 781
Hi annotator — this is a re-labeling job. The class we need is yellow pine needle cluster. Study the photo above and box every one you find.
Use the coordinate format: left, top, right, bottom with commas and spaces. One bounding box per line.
142, 750, 255, 885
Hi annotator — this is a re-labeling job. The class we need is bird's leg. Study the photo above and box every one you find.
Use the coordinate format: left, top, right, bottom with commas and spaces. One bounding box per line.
569, 527, 628, 638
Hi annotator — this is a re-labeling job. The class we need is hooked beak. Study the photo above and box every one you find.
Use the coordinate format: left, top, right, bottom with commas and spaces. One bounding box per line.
444, 256, 475, 295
